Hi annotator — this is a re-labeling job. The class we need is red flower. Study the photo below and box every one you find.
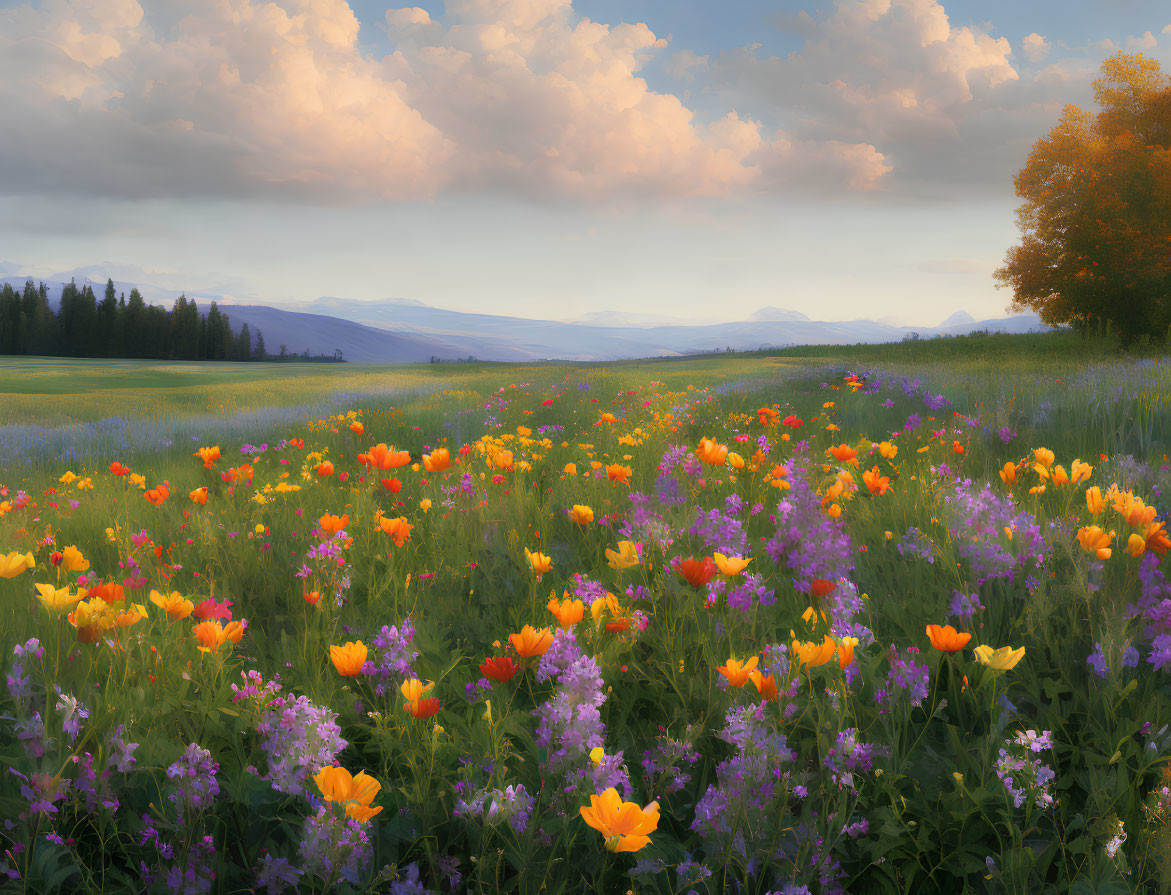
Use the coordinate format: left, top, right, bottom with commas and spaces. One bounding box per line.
479, 656, 517, 683
405, 697, 441, 719
809, 579, 835, 598
381, 478, 402, 493
193, 598, 234, 621
782, 415, 804, 428
676, 557, 717, 588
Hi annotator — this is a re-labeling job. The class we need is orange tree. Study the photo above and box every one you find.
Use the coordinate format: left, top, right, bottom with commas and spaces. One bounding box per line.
996, 52, 1171, 345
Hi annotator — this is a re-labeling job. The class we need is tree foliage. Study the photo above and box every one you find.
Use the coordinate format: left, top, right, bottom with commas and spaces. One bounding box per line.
995, 52, 1171, 344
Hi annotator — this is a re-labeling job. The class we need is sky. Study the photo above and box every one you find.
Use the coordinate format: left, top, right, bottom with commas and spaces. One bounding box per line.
0, 0, 1169, 326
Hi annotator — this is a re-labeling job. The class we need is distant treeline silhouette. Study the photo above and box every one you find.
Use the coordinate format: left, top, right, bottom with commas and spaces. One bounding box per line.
0, 278, 342, 363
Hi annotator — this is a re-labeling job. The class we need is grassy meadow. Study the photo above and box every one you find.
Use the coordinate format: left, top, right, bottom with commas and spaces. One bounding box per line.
1, 334, 1171, 894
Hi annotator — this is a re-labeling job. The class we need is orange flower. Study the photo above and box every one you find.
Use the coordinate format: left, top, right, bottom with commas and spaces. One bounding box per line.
378, 515, 413, 546
838, 636, 858, 669
194, 446, 221, 468
1115, 493, 1157, 528
862, 467, 891, 496
568, 505, 594, 525
59, 545, 88, 572
315, 461, 335, 477
193, 619, 245, 653
767, 464, 790, 490
362, 443, 410, 470
747, 670, 778, 700
712, 553, 751, 576
1143, 521, 1171, 556
330, 641, 368, 676
348, 421, 365, 436
144, 481, 170, 506
599, 412, 617, 424
509, 625, 554, 658
1050, 464, 1069, 486
318, 513, 351, 537
999, 461, 1017, 487
696, 437, 729, 465
304, 590, 322, 605
952, 440, 965, 454
717, 656, 758, 688
1127, 533, 1147, 558
313, 766, 383, 823
400, 678, 435, 702
826, 444, 858, 466
189, 487, 208, 505
489, 449, 514, 472
423, 448, 451, 472
676, 556, 717, 588
607, 464, 632, 486
1086, 486, 1105, 515
109, 461, 130, 476
580, 788, 660, 852
791, 636, 836, 668
757, 407, 779, 426
524, 547, 553, 580
548, 594, 585, 629
1070, 459, 1093, 484
925, 624, 971, 653
1076, 525, 1113, 560
1033, 447, 1055, 468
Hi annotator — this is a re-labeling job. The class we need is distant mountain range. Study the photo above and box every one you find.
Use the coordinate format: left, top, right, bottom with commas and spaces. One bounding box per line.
1, 273, 1048, 363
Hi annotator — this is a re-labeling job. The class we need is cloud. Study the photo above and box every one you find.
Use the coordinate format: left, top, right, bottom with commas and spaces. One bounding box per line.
1021, 33, 1049, 63
1126, 31, 1157, 50
666, 49, 709, 80
0, 0, 888, 203
709, 0, 1123, 198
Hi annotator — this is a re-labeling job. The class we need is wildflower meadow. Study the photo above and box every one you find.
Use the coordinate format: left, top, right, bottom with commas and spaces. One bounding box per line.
2, 343, 1171, 894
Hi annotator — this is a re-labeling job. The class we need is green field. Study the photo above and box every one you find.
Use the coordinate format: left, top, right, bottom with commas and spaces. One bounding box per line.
1, 335, 1170, 894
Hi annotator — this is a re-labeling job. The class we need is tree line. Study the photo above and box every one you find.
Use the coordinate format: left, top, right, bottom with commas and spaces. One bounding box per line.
0, 278, 265, 361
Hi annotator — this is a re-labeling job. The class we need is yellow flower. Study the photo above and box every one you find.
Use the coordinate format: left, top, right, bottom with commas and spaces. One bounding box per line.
34, 583, 81, 612
149, 589, 194, 621
580, 788, 660, 852
605, 540, 640, 571
878, 441, 898, 459
973, 644, 1025, 674
999, 461, 1016, 486
1032, 447, 1055, 468
400, 678, 435, 703
419, 498, 432, 513
713, 553, 751, 576
1070, 459, 1093, 484
0, 551, 35, 579
590, 746, 605, 765
59, 471, 78, 485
